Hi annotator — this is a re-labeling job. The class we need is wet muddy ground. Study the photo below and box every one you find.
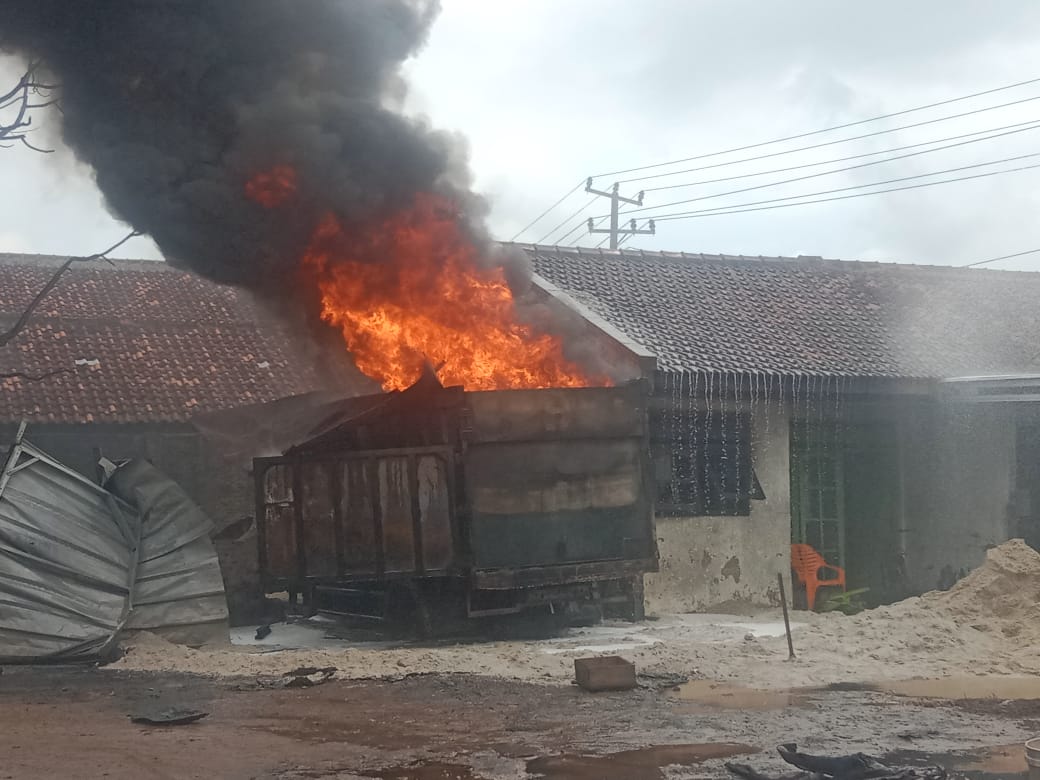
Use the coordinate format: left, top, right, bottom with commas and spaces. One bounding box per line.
0, 666, 1037, 780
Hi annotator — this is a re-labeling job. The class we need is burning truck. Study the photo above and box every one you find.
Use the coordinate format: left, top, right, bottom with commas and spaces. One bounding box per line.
253, 372, 657, 629
240, 181, 657, 628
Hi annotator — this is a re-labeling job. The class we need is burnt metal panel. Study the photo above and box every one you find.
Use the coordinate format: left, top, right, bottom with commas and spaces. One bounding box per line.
461, 382, 655, 574
287, 380, 466, 455
263, 504, 296, 580
261, 464, 296, 580
300, 462, 336, 578
473, 557, 657, 590
465, 382, 647, 443
417, 454, 453, 570
465, 439, 650, 568
339, 459, 379, 576
255, 446, 455, 588
378, 456, 417, 573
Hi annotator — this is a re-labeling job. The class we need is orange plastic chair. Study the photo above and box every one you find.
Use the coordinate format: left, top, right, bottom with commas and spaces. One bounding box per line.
790, 543, 846, 610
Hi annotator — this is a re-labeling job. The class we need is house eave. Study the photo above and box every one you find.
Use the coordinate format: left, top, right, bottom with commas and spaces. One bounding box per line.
529, 273, 658, 377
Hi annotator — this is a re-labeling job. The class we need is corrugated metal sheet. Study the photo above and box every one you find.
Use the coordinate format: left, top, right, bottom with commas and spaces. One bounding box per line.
106, 459, 229, 644
0, 434, 227, 662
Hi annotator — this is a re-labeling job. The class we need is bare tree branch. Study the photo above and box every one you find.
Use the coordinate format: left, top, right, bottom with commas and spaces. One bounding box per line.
0, 230, 141, 348
0, 65, 113, 386
0, 66, 118, 387
1, 63, 59, 153
18, 135, 53, 153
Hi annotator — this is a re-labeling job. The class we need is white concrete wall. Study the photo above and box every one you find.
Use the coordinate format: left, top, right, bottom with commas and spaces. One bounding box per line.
644, 406, 792, 614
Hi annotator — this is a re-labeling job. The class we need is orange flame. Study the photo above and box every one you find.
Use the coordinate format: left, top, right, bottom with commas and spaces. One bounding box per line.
245, 164, 298, 207
301, 195, 602, 391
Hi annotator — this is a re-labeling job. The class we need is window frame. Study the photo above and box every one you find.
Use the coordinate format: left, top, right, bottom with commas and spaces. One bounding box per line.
649, 406, 760, 517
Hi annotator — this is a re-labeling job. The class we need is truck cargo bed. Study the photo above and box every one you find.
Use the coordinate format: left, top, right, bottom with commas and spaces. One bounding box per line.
253, 377, 657, 622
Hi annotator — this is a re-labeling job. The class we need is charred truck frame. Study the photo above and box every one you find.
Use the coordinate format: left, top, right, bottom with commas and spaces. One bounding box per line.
253, 376, 657, 627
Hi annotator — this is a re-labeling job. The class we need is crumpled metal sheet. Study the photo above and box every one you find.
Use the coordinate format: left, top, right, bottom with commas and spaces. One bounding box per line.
0, 436, 228, 662
106, 459, 228, 644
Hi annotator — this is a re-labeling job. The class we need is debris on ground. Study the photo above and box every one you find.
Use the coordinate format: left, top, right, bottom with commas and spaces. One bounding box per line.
727, 744, 947, 780
130, 708, 209, 726
282, 666, 337, 687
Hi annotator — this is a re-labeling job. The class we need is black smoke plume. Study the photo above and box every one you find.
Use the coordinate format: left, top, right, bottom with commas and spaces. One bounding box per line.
0, 0, 485, 284
0, 0, 627, 383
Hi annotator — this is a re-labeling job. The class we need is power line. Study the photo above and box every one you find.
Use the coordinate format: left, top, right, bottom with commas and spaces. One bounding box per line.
593, 74, 1040, 179
616, 127, 1040, 217
612, 94, 1040, 187
648, 160, 1040, 222
963, 248, 1040, 267
534, 194, 598, 244
510, 179, 585, 241
643, 119, 1040, 193
553, 221, 587, 245
618, 151, 1040, 220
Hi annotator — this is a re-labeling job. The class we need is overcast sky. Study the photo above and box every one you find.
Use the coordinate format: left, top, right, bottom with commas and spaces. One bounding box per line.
4, 0, 1040, 269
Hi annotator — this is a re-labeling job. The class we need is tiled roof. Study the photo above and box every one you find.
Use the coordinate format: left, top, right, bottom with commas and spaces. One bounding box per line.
518, 244, 1040, 378
0, 254, 358, 424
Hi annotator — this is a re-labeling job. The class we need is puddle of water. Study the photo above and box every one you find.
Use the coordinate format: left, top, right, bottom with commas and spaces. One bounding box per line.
887, 745, 1028, 780
526, 742, 755, 780
672, 680, 809, 710
955, 744, 1028, 774
361, 761, 483, 780
879, 677, 1040, 700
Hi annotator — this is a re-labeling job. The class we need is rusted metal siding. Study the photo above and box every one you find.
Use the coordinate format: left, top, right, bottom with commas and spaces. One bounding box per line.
256, 447, 455, 588
462, 383, 655, 573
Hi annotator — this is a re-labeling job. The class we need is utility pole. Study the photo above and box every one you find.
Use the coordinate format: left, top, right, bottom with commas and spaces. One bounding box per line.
585, 177, 656, 248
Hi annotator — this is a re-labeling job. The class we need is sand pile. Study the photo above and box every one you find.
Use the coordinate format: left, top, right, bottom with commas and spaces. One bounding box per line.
926, 538, 1040, 630
861, 537, 1040, 653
